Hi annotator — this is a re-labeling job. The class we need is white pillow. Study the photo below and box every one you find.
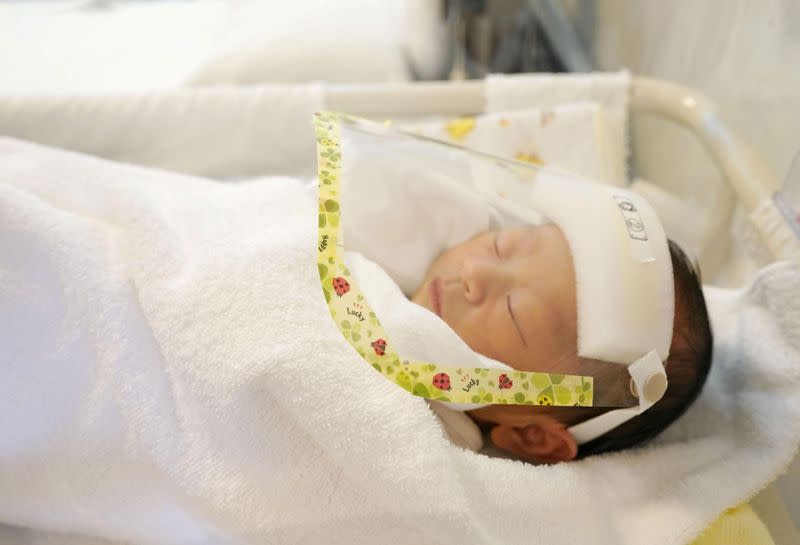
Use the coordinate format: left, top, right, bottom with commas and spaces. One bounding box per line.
189, 0, 410, 85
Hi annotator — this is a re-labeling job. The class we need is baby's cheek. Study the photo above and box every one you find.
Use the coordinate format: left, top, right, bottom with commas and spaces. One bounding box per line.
473, 308, 520, 366
450, 309, 494, 357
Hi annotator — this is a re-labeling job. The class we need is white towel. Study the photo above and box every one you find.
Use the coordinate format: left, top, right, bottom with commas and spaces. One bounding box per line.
486, 71, 630, 183
1, 139, 799, 545
0, 84, 323, 179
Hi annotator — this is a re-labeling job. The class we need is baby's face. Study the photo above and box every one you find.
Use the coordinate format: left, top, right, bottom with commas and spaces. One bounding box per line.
412, 224, 579, 374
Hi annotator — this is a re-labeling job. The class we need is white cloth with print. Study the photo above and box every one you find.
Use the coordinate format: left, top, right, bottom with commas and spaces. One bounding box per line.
2, 139, 800, 545
486, 71, 630, 184
402, 101, 625, 186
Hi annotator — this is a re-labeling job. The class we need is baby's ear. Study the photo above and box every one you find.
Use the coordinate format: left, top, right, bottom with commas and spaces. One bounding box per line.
490, 417, 578, 464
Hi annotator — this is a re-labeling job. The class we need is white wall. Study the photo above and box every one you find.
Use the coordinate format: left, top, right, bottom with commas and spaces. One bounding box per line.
593, 0, 800, 187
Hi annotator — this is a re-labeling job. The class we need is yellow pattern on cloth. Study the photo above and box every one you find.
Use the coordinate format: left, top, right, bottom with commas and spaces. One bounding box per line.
514, 151, 545, 166
690, 505, 775, 545
444, 117, 476, 141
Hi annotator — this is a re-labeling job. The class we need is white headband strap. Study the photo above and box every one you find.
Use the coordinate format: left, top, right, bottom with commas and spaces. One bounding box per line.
523, 170, 674, 444
568, 350, 667, 444
529, 171, 675, 365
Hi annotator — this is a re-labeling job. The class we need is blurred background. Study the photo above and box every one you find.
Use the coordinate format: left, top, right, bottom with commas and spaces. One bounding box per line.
1, 0, 798, 196
1, 0, 798, 542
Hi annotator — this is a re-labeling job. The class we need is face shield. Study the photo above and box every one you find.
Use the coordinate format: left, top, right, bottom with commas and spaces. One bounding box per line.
314, 112, 674, 444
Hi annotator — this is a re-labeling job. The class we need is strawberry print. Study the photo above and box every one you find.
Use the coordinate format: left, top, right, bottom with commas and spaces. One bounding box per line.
332, 276, 350, 296
432, 373, 451, 391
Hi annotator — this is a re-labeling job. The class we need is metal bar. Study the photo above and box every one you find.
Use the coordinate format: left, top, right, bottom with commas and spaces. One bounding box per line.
527, 0, 593, 72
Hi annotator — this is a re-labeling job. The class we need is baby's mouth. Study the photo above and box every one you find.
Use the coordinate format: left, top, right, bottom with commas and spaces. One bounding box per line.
430, 277, 443, 317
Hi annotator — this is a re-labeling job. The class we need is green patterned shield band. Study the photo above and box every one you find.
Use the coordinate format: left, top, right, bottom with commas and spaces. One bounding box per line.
314, 112, 594, 407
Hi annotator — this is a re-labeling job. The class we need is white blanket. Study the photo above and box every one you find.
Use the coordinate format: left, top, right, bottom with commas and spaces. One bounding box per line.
2, 139, 800, 545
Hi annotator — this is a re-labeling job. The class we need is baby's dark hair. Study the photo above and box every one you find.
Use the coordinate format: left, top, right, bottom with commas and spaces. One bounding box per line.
572, 239, 714, 457
472, 239, 713, 459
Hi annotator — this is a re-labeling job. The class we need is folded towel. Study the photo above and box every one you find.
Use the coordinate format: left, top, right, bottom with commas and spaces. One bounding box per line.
486, 71, 630, 184
1, 138, 798, 545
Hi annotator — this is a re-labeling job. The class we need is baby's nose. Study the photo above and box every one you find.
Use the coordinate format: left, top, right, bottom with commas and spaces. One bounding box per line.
461, 259, 500, 304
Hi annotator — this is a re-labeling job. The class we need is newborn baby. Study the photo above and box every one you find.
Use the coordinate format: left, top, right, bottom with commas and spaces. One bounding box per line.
411, 224, 713, 463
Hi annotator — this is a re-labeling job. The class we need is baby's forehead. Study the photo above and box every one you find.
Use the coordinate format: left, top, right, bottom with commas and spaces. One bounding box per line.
501, 224, 574, 264
502, 221, 562, 236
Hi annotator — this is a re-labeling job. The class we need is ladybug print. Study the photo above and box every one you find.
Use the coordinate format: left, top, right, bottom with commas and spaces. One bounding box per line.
498, 373, 513, 389
371, 338, 387, 356
432, 372, 451, 391
536, 393, 554, 406
332, 276, 350, 297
